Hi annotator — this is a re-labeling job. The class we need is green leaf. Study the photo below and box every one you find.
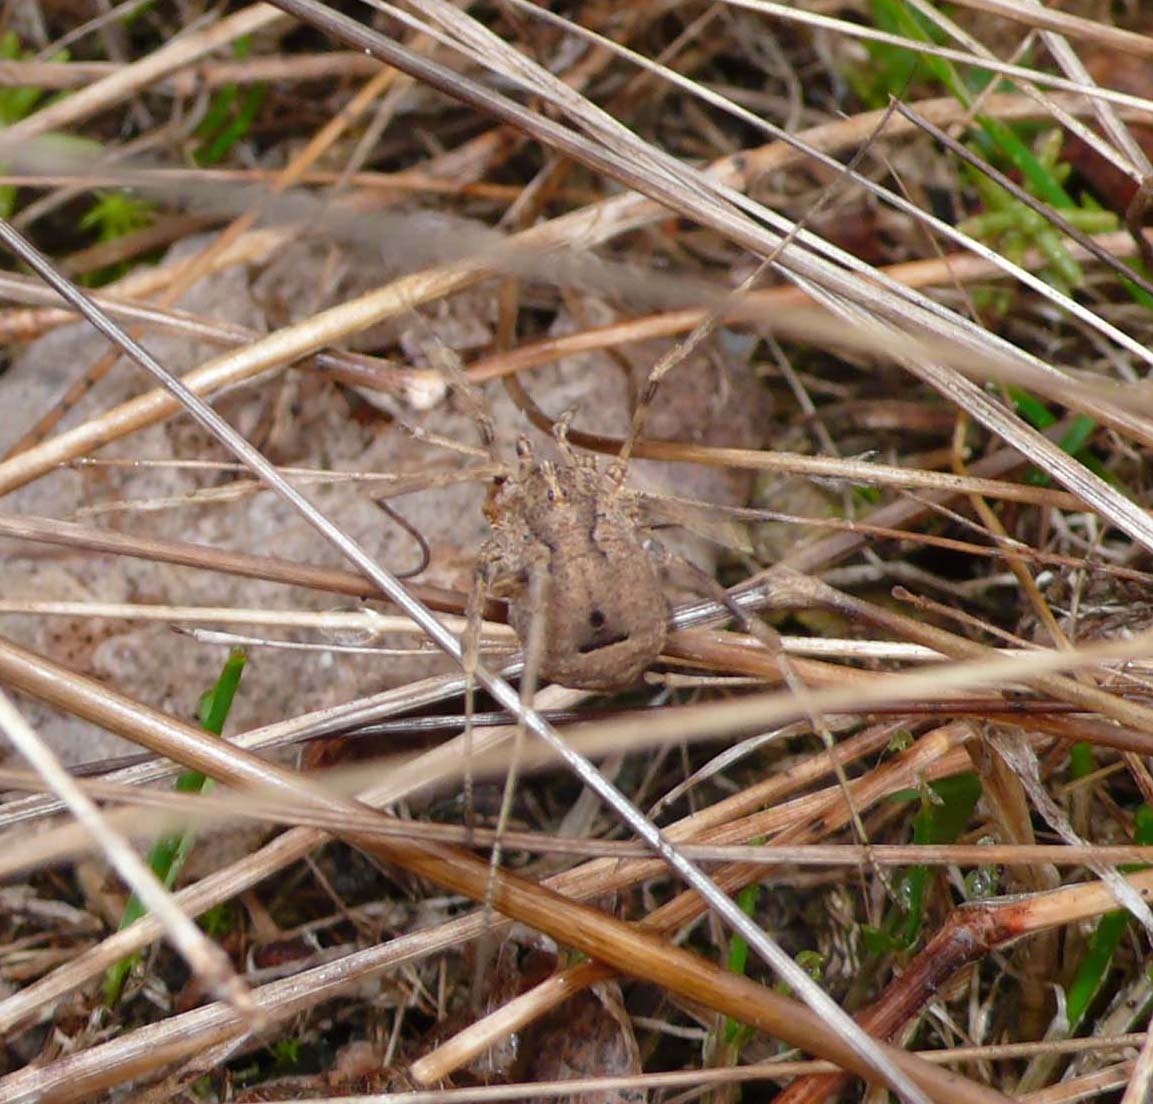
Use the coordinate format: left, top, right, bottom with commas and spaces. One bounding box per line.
1069, 742, 1096, 782
79, 191, 154, 243
193, 39, 267, 167
861, 924, 904, 956
866, 778, 983, 966
1065, 804, 1153, 1028
892, 774, 982, 947
723, 881, 763, 1045
103, 650, 247, 1006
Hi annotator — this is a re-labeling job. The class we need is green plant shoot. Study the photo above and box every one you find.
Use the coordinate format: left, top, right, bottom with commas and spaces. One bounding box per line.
103, 649, 247, 1006
193, 36, 268, 166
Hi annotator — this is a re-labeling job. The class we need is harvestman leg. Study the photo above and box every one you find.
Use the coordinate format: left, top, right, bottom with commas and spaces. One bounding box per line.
613, 322, 886, 878
661, 547, 878, 870
459, 561, 490, 844
483, 562, 550, 916
421, 341, 507, 846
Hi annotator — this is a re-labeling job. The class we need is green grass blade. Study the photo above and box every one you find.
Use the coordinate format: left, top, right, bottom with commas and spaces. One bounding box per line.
103, 649, 246, 1005
865, 774, 982, 952
1066, 805, 1153, 1028
722, 882, 762, 1045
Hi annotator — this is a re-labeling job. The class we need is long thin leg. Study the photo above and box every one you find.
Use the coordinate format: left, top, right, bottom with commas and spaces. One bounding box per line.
483, 562, 548, 918
660, 549, 883, 901
420, 338, 504, 841
425, 340, 497, 458
460, 561, 492, 845
370, 499, 431, 579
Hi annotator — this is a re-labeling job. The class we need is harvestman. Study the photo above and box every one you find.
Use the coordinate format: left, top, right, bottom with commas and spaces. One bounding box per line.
425, 345, 758, 698
406, 344, 786, 914
475, 427, 670, 693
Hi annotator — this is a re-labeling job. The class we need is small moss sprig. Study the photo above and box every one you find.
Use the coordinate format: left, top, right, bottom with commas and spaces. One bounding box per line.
960, 129, 1118, 306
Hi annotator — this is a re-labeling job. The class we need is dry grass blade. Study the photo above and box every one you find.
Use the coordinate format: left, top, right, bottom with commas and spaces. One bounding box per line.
0, 140, 948, 1104
944, 0, 1153, 58
0, 512, 484, 613
723, 0, 1153, 110
0, 688, 257, 1022
241, 0, 1153, 566
5, 1, 1153, 1099
2, 5, 286, 143
12, 762, 1153, 871
0, 636, 1006, 1104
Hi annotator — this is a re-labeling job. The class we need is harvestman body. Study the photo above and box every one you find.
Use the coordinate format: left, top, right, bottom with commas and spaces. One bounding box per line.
432, 348, 771, 922
478, 433, 669, 692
